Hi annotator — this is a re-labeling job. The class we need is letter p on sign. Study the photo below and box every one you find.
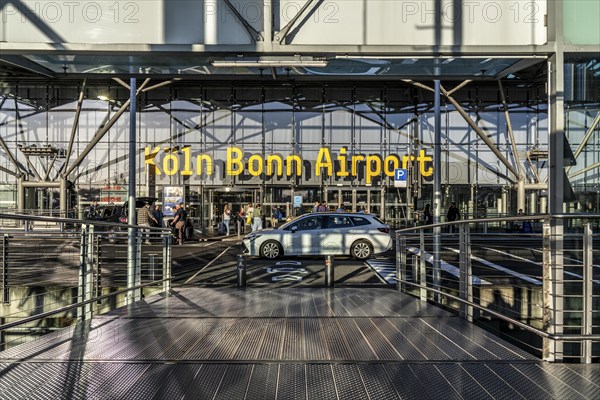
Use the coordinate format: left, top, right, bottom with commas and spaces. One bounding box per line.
394, 169, 407, 188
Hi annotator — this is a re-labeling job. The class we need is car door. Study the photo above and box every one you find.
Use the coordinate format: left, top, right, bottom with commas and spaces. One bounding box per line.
286, 215, 323, 255
322, 215, 353, 255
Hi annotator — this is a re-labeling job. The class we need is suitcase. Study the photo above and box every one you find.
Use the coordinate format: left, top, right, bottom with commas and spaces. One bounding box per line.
217, 222, 225, 235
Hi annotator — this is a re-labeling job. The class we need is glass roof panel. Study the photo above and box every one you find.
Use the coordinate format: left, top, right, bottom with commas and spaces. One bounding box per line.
21, 55, 525, 79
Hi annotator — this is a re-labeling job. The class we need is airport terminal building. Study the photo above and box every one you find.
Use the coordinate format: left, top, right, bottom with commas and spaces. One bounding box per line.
0, 0, 598, 228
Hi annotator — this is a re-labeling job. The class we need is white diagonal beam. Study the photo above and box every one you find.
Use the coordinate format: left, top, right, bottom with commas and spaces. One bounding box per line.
404, 79, 519, 180
59, 79, 86, 177
64, 78, 150, 177
566, 110, 600, 174
498, 79, 525, 178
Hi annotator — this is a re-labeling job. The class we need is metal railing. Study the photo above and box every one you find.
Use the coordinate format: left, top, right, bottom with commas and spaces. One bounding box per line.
0, 213, 172, 351
395, 214, 600, 363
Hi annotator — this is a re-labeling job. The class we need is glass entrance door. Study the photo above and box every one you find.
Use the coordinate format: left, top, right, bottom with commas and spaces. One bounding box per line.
203, 187, 257, 233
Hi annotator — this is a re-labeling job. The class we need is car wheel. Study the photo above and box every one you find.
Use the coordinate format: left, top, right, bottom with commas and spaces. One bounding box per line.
260, 240, 283, 259
351, 239, 373, 260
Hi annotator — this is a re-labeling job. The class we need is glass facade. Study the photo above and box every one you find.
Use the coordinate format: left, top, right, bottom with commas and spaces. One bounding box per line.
0, 64, 598, 227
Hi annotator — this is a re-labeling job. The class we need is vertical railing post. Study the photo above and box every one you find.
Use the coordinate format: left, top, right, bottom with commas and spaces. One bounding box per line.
163, 231, 171, 293
78, 225, 87, 321
135, 230, 142, 300
84, 225, 95, 319
148, 254, 156, 282
96, 236, 102, 304
542, 217, 557, 361
459, 224, 473, 322
582, 222, 593, 363
411, 255, 418, 295
2, 234, 9, 304
396, 234, 406, 292
419, 230, 427, 301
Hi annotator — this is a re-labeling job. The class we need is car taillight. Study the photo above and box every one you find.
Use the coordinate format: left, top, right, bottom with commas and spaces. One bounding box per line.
377, 228, 390, 233
119, 216, 128, 223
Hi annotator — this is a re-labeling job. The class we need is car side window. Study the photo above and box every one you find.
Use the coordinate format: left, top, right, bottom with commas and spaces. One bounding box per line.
350, 216, 370, 226
325, 216, 353, 228
296, 216, 322, 231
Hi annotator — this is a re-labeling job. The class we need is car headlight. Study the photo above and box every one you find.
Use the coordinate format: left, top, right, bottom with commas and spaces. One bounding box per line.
246, 234, 262, 241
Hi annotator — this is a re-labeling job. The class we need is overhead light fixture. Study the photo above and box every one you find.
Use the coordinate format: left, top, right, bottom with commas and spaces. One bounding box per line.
212, 60, 328, 68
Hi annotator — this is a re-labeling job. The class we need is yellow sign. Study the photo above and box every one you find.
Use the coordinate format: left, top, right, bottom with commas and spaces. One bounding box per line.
145, 146, 433, 184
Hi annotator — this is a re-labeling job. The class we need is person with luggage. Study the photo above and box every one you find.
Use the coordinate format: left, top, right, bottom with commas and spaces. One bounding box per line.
271, 207, 282, 227
170, 203, 187, 245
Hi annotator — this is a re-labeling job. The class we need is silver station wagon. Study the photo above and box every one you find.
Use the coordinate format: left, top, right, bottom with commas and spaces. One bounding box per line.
243, 212, 392, 260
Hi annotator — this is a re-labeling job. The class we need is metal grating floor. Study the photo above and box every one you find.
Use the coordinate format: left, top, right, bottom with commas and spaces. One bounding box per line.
1, 287, 599, 399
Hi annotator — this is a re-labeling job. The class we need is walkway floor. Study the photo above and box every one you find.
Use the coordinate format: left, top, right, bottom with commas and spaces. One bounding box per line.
1, 287, 599, 399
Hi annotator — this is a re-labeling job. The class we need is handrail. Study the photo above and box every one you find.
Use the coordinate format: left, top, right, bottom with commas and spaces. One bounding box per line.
397, 278, 600, 341
0, 213, 170, 231
0, 277, 173, 332
395, 213, 600, 233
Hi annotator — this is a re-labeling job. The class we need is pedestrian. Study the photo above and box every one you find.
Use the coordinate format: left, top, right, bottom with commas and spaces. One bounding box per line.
318, 202, 328, 212
312, 201, 320, 212
137, 201, 158, 244
423, 204, 432, 225
223, 203, 232, 236
170, 203, 188, 245
446, 202, 460, 233
336, 203, 345, 212
271, 207, 282, 227
252, 203, 262, 231
87, 200, 98, 219
246, 203, 254, 229
237, 207, 245, 235
153, 205, 164, 228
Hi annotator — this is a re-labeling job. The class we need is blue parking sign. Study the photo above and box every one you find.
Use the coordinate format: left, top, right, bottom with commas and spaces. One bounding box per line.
394, 169, 407, 188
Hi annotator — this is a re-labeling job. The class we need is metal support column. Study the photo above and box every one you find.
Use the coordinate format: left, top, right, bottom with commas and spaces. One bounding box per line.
529, 191, 538, 214
517, 179, 526, 213
17, 176, 24, 216
127, 78, 140, 304
547, 52, 565, 362
542, 218, 560, 361
432, 76, 442, 300
545, 0, 566, 361
459, 224, 473, 322
582, 223, 593, 363
59, 178, 67, 230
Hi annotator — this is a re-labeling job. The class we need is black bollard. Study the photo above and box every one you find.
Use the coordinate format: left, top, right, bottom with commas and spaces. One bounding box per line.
325, 255, 334, 287
237, 254, 247, 288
